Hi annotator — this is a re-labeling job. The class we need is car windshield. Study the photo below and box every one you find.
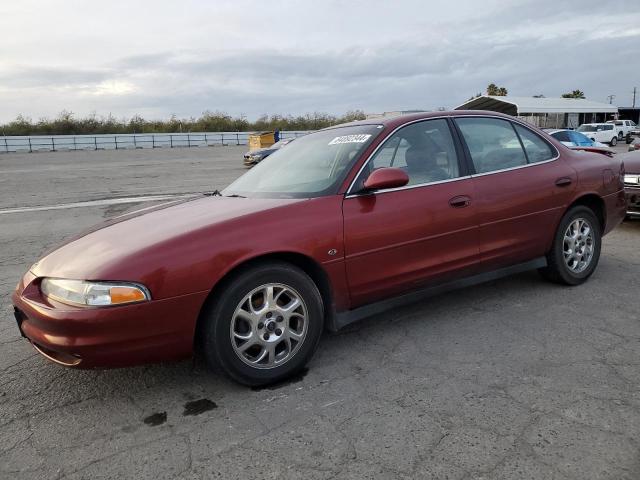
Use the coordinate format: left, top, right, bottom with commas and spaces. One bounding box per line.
577, 125, 597, 132
224, 125, 382, 198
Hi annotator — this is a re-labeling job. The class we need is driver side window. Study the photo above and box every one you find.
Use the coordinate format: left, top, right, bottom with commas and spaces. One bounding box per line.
356, 118, 461, 190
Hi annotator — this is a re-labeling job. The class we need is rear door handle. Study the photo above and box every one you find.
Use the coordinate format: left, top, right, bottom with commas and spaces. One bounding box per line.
555, 177, 572, 187
449, 195, 471, 208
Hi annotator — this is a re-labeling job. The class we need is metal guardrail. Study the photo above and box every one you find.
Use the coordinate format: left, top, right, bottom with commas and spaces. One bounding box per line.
0, 131, 309, 153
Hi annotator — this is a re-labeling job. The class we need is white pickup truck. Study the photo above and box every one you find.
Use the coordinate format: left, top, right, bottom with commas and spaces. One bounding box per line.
607, 119, 637, 140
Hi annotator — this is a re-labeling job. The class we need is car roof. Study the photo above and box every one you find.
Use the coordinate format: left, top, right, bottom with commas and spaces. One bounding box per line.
324, 110, 529, 131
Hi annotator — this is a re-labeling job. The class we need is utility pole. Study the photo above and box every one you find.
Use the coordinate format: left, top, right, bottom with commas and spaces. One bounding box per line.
607, 94, 616, 104
633, 87, 637, 108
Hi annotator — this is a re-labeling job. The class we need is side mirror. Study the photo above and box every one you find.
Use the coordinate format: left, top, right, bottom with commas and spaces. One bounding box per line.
363, 167, 409, 191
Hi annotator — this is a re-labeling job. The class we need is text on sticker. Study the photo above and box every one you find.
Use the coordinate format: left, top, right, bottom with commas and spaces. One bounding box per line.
328, 134, 372, 145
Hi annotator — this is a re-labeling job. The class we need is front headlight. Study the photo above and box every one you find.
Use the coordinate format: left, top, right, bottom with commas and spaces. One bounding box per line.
40, 278, 151, 307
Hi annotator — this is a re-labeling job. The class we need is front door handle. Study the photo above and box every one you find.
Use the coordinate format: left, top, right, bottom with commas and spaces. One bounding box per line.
555, 177, 572, 187
449, 195, 471, 208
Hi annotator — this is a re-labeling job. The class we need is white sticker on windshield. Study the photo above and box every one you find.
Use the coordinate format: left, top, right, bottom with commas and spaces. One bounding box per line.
328, 134, 371, 145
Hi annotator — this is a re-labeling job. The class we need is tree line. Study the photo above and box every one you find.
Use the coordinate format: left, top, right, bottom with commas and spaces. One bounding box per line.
469, 84, 586, 100
0, 110, 367, 136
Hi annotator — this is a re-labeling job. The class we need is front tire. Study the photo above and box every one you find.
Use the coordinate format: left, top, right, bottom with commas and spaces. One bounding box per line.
201, 262, 324, 386
539, 206, 601, 285
618, 131, 624, 141
610, 136, 617, 146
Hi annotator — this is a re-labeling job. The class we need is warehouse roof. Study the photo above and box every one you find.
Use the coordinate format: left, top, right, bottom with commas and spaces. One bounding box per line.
455, 96, 618, 114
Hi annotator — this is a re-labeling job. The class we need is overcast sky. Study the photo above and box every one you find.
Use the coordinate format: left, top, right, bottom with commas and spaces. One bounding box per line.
0, 0, 638, 122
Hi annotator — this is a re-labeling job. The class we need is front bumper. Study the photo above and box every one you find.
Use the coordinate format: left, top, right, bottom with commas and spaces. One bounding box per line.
11, 272, 209, 369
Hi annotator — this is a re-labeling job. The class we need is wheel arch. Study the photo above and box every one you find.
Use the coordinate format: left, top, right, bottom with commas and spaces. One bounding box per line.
567, 193, 606, 232
193, 251, 336, 349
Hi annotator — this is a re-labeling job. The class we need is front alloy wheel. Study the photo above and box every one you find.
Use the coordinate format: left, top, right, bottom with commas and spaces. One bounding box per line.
201, 262, 323, 386
230, 283, 308, 369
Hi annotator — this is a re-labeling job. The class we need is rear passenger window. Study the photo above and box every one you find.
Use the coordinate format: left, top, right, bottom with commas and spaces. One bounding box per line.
514, 124, 555, 163
455, 117, 526, 174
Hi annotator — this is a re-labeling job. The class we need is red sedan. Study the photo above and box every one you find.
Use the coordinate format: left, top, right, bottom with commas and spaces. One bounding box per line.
12, 111, 627, 386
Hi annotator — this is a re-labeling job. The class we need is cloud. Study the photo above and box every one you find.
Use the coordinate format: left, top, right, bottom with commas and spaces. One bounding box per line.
0, 66, 110, 89
0, 0, 638, 122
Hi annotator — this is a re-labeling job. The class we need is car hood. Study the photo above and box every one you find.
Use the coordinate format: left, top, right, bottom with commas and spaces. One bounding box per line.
31, 195, 303, 282
620, 151, 640, 173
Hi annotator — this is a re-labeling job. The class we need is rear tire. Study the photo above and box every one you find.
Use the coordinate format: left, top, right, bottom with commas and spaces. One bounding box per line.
610, 136, 617, 146
201, 262, 324, 386
539, 206, 601, 285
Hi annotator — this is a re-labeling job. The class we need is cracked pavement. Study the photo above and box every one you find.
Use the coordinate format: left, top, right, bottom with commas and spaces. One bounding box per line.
1, 147, 639, 479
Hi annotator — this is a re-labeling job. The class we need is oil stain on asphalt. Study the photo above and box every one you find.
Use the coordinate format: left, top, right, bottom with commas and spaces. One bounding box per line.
142, 398, 218, 426
143, 411, 167, 426
183, 398, 218, 416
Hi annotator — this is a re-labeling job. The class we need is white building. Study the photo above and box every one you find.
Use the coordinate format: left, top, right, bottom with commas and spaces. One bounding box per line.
455, 96, 618, 129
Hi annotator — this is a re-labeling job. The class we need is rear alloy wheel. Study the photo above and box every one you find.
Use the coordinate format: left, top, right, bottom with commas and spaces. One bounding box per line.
201, 262, 323, 386
610, 136, 617, 146
539, 206, 601, 285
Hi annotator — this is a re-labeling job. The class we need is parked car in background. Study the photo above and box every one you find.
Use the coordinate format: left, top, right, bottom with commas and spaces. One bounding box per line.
577, 123, 619, 146
243, 138, 294, 167
607, 119, 637, 140
12, 111, 626, 386
629, 136, 640, 152
620, 150, 640, 218
545, 129, 607, 147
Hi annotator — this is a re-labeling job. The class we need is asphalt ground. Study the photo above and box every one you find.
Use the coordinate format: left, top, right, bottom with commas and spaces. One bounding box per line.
1, 145, 639, 479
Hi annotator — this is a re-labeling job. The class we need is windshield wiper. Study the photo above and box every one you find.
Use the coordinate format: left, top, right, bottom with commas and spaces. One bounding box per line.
225, 194, 246, 198
203, 190, 222, 196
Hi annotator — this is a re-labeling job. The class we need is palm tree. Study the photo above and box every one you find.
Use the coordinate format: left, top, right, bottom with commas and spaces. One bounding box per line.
486, 84, 508, 96
561, 90, 585, 99
486, 83, 499, 96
